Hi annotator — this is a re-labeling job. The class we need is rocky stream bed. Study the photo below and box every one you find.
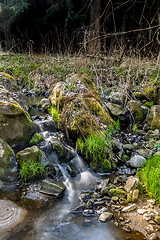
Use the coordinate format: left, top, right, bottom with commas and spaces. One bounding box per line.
1, 72, 160, 239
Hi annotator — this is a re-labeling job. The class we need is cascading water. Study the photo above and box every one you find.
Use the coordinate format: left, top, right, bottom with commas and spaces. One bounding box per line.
8, 113, 144, 240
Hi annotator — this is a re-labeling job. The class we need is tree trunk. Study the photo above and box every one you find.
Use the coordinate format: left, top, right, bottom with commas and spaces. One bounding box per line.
88, 0, 101, 55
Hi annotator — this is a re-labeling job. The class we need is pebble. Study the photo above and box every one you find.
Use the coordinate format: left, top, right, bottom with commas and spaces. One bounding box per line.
137, 209, 147, 215
122, 204, 137, 212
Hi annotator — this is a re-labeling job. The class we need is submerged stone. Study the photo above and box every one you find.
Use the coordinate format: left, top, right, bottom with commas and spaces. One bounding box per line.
40, 179, 66, 197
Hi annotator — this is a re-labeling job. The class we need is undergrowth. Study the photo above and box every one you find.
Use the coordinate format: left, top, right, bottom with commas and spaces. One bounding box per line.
138, 155, 160, 204
76, 124, 117, 172
19, 159, 44, 182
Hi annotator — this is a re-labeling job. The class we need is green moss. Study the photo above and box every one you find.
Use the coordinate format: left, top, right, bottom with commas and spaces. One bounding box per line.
29, 133, 43, 146
144, 100, 154, 108
52, 142, 64, 161
109, 188, 127, 198
85, 98, 115, 126
101, 159, 111, 172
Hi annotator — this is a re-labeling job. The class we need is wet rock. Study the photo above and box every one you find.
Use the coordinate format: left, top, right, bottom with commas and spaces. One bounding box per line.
125, 176, 139, 193
143, 213, 154, 221
122, 204, 137, 212
109, 188, 127, 198
112, 138, 123, 152
0, 199, 27, 229
96, 207, 108, 215
0, 138, 18, 182
16, 145, 41, 164
79, 192, 92, 203
99, 212, 113, 222
71, 204, 85, 213
136, 149, 152, 158
111, 196, 119, 203
29, 133, 44, 146
40, 179, 66, 197
83, 209, 95, 217
101, 187, 109, 196
121, 225, 131, 232
93, 200, 105, 207
128, 154, 146, 168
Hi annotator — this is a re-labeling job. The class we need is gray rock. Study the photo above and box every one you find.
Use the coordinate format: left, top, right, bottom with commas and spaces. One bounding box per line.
0, 199, 27, 230
122, 204, 137, 212
99, 212, 113, 222
16, 146, 41, 164
125, 176, 139, 193
127, 100, 146, 123
40, 179, 66, 197
128, 155, 146, 168
123, 144, 134, 151
0, 138, 18, 182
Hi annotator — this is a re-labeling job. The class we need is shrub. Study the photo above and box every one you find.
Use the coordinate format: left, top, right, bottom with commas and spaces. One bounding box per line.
139, 155, 160, 203
19, 159, 44, 182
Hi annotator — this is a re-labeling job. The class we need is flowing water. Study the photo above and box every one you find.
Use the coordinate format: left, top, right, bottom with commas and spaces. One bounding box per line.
3, 114, 145, 240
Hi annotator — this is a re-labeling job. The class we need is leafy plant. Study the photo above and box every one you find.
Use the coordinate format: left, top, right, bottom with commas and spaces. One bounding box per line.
138, 155, 160, 204
144, 100, 154, 108
19, 159, 44, 182
48, 106, 60, 123
132, 124, 139, 133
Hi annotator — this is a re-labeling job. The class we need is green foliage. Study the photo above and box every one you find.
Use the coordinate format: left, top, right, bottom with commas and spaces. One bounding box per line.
19, 159, 44, 182
48, 106, 60, 123
76, 133, 112, 172
144, 100, 154, 108
29, 133, 43, 146
139, 155, 160, 203
132, 124, 139, 133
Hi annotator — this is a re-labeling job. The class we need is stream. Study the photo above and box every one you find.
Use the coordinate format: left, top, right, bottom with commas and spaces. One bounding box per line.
2, 111, 145, 240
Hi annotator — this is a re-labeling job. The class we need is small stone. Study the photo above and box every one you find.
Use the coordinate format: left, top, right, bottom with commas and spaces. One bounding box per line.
143, 213, 153, 221
83, 209, 95, 216
109, 188, 127, 198
145, 224, 154, 234
119, 198, 128, 205
147, 199, 156, 205
122, 204, 137, 212
128, 155, 146, 168
125, 176, 139, 193
111, 196, 119, 203
155, 215, 160, 224
132, 189, 139, 203
149, 233, 158, 240
137, 209, 147, 215
96, 207, 108, 215
99, 212, 113, 222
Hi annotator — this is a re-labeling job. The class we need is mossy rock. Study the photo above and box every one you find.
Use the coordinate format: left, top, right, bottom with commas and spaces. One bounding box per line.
0, 101, 36, 146
16, 146, 41, 165
109, 188, 127, 198
147, 105, 160, 129
0, 138, 18, 182
52, 140, 65, 162
50, 74, 115, 140
127, 100, 145, 123
29, 133, 44, 146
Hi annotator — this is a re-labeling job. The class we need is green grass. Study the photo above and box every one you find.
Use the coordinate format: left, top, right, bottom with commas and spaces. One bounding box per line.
48, 105, 60, 123
139, 155, 160, 203
29, 133, 44, 146
76, 132, 112, 172
19, 159, 44, 182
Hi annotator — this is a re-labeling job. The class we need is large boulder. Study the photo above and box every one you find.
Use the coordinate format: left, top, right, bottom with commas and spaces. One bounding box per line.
0, 138, 17, 182
0, 73, 36, 146
16, 146, 41, 164
49, 74, 115, 139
